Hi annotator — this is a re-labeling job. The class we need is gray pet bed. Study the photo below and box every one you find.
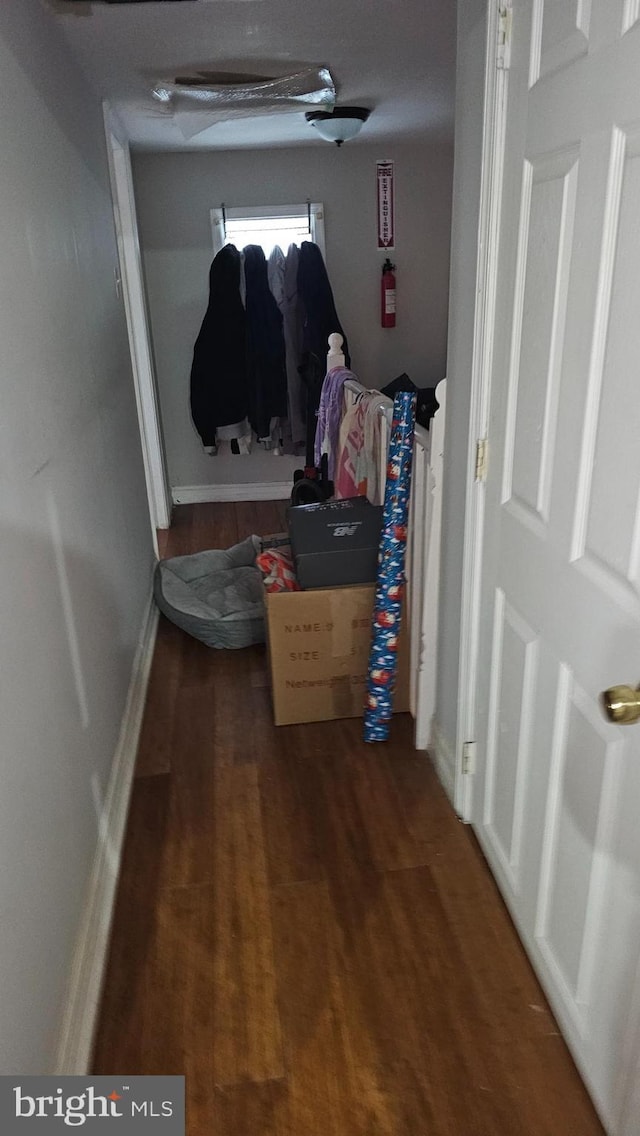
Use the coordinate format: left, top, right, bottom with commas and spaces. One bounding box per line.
154, 535, 265, 649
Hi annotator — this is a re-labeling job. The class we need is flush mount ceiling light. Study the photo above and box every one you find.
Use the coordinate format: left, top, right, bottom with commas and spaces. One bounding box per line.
305, 106, 370, 146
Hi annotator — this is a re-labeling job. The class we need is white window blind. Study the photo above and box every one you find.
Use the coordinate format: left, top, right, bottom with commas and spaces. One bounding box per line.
210, 202, 325, 260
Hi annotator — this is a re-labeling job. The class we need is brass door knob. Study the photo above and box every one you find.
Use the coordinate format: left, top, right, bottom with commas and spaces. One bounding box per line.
601, 684, 640, 725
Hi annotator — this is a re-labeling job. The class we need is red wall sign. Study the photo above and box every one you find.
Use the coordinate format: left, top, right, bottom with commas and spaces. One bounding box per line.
377, 160, 395, 249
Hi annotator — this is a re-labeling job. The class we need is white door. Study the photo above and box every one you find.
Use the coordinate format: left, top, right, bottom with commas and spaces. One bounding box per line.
472, 3, 640, 1131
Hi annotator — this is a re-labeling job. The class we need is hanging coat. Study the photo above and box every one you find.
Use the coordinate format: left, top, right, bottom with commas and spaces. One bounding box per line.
297, 241, 350, 465
282, 244, 306, 447
297, 241, 350, 368
267, 245, 286, 313
243, 244, 288, 439
190, 245, 248, 447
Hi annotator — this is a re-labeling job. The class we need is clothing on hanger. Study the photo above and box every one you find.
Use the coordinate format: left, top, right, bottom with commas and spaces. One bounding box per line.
297, 241, 350, 466
297, 241, 349, 366
189, 239, 349, 461
282, 244, 306, 448
335, 390, 383, 504
243, 244, 288, 440
335, 397, 366, 500
267, 245, 286, 312
190, 244, 248, 449
314, 365, 357, 481
362, 396, 383, 505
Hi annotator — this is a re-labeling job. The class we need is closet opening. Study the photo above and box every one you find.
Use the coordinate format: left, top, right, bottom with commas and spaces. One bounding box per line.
128, 146, 453, 516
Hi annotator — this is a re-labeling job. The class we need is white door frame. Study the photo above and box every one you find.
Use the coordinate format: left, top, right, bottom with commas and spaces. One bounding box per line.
103, 103, 172, 540
454, 0, 511, 820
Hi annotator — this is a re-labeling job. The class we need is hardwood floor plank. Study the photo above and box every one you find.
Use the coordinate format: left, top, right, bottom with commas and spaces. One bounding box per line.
267, 754, 494, 1130
156, 526, 171, 558
388, 741, 471, 862
190, 501, 238, 551
95, 769, 284, 1096
177, 640, 271, 768
274, 498, 289, 530
154, 690, 221, 888
325, 864, 531, 1134
426, 846, 605, 1133
163, 504, 194, 557
290, 727, 381, 875
234, 499, 265, 542
135, 617, 185, 777
259, 498, 290, 536
209, 763, 285, 1085
259, 731, 325, 887
98, 883, 227, 1089
282, 722, 433, 880
212, 1080, 289, 1136
92, 774, 172, 1072
271, 880, 396, 1135
326, 857, 602, 1135
334, 719, 437, 871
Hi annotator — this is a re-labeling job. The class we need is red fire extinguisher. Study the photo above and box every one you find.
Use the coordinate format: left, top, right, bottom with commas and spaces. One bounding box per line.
381, 257, 396, 328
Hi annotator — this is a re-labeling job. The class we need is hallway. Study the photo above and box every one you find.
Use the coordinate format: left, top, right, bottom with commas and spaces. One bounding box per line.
93, 503, 605, 1135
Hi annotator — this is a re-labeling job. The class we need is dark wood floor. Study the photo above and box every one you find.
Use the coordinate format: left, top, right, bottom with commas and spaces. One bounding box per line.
94, 502, 605, 1135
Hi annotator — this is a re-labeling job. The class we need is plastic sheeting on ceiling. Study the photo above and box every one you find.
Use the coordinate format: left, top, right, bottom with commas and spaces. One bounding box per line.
151, 67, 336, 140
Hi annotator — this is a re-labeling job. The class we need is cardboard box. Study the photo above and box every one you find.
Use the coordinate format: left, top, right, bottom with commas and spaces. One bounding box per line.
288, 497, 383, 589
265, 583, 410, 726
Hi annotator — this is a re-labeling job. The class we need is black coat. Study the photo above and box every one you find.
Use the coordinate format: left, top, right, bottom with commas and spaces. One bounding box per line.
296, 241, 350, 464
297, 241, 349, 369
243, 245, 288, 438
190, 245, 248, 446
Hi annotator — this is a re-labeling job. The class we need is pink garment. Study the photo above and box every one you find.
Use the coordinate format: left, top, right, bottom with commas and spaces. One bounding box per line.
335, 391, 384, 504
335, 399, 366, 499
314, 366, 357, 479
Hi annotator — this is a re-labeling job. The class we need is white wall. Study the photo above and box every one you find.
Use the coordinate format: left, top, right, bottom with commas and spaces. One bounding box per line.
436, 0, 489, 776
0, 0, 154, 1071
132, 142, 453, 491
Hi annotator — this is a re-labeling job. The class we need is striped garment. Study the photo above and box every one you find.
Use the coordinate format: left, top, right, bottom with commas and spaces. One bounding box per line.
314, 365, 357, 480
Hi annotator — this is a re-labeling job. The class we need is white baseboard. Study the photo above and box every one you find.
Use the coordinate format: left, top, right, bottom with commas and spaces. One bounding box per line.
431, 717, 457, 807
172, 481, 293, 504
54, 595, 159, 1074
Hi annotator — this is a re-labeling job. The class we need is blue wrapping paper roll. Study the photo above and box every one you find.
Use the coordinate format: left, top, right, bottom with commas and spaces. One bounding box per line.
363, 391, 417, 742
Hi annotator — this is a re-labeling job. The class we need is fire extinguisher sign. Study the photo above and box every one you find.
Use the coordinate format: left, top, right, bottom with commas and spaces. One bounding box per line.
377, 160, 395, 249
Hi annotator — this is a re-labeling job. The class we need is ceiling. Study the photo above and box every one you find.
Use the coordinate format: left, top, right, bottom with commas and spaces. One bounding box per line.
51, 0, 456, 151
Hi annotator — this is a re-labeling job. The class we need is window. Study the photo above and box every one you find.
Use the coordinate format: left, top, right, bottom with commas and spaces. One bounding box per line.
210, 202, 325, 260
